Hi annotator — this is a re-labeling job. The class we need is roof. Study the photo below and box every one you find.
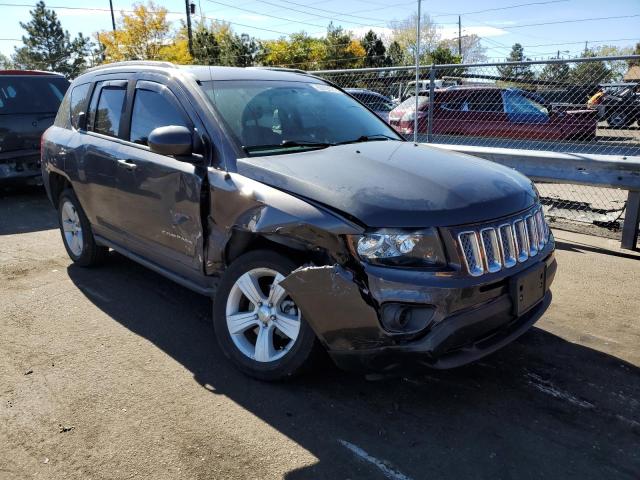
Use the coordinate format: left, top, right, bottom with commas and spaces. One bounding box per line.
0, 69, 65, 76
624, 66, 640, 81
82, 61, 322, 83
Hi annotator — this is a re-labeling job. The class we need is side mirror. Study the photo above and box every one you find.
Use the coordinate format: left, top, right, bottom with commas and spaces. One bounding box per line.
148, 125, 193, 156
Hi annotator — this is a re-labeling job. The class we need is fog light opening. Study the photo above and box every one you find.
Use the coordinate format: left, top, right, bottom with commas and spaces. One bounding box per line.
380, 303, 436, 334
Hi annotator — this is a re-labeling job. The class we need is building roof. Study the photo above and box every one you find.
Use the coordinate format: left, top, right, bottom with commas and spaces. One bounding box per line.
624, 65, 640, 81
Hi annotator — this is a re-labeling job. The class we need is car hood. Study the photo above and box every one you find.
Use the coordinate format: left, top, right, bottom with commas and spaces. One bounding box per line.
236, 141, 538, 228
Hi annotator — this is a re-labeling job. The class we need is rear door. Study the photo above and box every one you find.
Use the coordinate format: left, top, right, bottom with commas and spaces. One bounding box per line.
78, 78, 130, 243
115, 78, 206, 277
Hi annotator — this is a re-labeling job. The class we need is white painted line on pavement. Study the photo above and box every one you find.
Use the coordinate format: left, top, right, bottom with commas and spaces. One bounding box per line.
337, 439, 413, 480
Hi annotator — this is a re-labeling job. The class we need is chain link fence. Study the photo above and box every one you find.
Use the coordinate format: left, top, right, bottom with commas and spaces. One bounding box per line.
311, 56, 640, 238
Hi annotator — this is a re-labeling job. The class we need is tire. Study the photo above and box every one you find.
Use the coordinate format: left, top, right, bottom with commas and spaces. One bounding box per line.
58, 189, 108, 267
213, 249, 320, 381
607, 112, 632, 128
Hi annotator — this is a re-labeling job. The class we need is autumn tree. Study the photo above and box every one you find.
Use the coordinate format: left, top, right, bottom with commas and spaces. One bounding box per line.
262, 32, 327, 69
13, 1, 93, 77
97, 1, 191, 63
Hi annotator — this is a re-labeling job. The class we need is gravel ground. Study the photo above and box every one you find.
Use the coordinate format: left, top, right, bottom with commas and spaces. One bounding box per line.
1, 188, 639, 480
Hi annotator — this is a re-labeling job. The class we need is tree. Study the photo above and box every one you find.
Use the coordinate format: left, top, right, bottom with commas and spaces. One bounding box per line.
428, 44, 461, 65
361, 30, 386, 68
539, 62, 571, 83
442, 34, 486, 64
262, 32, 327, 70
386, 41, 406, 66
570, 50, 612, 84
0, 53, 14, 69
390, 13, 440, 65
630, 42, 640, 67
322, 23, 364, 69
97, 1, 187, 63
12, 1, 93, 77
192, 22, 221, 65
497, 43, 534, 81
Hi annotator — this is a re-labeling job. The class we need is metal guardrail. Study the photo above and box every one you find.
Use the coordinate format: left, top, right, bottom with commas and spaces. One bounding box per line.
430, 144, 640, 249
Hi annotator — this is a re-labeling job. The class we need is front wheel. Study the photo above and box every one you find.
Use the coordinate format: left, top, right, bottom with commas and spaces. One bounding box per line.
213, 250, 320, 381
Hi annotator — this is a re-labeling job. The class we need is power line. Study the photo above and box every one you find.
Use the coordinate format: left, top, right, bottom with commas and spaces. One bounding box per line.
432, 0, 570, 18
502, 14, 640, 30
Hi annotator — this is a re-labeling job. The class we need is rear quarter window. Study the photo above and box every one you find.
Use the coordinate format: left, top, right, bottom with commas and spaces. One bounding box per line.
0, 76, 69, 115
70, 83, 92, 130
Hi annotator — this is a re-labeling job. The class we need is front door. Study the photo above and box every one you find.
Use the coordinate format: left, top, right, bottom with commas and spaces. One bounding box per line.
115, 79, 206, 277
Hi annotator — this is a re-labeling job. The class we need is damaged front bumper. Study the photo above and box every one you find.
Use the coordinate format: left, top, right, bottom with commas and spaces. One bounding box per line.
280, 243, 556, 373
0, 150, 43, 185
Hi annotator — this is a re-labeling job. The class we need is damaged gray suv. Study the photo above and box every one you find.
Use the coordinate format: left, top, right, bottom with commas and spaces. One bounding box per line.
42, 62, 556, 380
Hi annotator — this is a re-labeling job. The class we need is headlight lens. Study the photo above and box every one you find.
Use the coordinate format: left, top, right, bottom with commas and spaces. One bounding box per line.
349, 228, 446, 267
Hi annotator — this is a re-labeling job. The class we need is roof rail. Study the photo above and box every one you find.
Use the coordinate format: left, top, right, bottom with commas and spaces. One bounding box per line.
250, 66, 309, 75
86, 60, 177, 73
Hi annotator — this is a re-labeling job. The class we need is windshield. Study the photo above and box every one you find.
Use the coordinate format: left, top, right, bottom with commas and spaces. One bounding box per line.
0, 76, 68, 114
200, 80, 401, 156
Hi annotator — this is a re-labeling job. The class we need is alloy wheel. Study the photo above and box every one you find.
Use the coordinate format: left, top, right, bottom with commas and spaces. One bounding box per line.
61, 200, 84, 257
225, 267, 301, 363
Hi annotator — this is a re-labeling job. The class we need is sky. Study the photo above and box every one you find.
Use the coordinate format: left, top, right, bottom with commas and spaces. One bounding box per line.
0, 0, 638, 60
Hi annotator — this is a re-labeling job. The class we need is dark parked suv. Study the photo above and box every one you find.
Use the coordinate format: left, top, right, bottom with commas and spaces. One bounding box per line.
42, 62, 556, 380
1, 70, 69, 185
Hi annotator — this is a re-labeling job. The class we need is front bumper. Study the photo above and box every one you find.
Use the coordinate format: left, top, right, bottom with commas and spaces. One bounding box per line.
281, 242, 556, 373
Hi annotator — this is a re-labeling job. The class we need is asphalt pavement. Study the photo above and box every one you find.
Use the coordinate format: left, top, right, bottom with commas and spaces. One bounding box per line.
1, 188, 639, 480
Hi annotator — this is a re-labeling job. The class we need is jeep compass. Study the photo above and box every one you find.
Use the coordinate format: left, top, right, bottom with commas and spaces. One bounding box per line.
41, 62, 556, 380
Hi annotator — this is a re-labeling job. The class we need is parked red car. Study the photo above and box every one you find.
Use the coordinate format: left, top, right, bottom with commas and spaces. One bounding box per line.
389, 87, 597, 141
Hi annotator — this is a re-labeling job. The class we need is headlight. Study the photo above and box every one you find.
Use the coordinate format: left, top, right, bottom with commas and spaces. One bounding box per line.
348, 228, 446, 267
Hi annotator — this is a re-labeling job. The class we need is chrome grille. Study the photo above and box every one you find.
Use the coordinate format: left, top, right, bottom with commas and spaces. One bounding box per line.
456, 207, 550, 277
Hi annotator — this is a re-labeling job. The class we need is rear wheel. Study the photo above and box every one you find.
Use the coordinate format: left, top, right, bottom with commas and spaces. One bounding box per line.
213, 250, 319, 381
58, 189, 107, 267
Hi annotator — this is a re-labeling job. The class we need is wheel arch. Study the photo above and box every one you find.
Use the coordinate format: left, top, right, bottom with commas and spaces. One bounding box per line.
47, 171, 72, 209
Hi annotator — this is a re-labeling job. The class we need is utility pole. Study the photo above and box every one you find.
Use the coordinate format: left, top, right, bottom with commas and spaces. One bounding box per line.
414, 0, 421, 143
109, 0, 116, 32
185, 0, 194, 56
458, 15, 462, 58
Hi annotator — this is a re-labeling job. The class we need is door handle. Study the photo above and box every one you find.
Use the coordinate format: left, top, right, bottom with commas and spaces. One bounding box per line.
117, 159, 137, 171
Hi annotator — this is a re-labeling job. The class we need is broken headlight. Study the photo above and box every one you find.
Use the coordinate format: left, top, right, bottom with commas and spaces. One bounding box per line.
348, 228, 446, 267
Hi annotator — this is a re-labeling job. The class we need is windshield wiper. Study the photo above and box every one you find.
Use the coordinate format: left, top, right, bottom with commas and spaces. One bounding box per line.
243, 139, 334, 154
336, 134, 398, 145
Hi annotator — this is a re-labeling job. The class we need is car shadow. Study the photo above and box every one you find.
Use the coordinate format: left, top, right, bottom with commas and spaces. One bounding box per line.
66, 253, 640, 479
0, 186, 58, 235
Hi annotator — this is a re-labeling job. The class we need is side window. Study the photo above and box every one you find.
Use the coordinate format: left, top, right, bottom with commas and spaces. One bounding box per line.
129, 88, 189, 146
466, 91, 504, 112
93, 87, 126, 137
70, 83, 91, 130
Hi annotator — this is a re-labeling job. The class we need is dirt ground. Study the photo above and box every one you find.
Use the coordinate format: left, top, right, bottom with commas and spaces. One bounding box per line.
1, 188, 639, 480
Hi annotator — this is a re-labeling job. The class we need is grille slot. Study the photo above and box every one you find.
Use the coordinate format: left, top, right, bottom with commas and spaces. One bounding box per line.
480, 228, 502, 273
525, 215, 539, 257
458, 231, 484, 277
498, 223, 517, 268
456, 207, 550, 277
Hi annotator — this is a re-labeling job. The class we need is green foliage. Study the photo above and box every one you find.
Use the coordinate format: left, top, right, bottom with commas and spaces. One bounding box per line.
361, 30, 386, 68
497, 43, 534, 81
539, 62, 571, 83
12, 1, 93, 78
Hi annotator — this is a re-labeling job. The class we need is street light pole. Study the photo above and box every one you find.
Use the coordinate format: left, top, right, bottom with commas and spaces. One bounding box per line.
414, 0, 421, 143
185, 0, 194, 57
